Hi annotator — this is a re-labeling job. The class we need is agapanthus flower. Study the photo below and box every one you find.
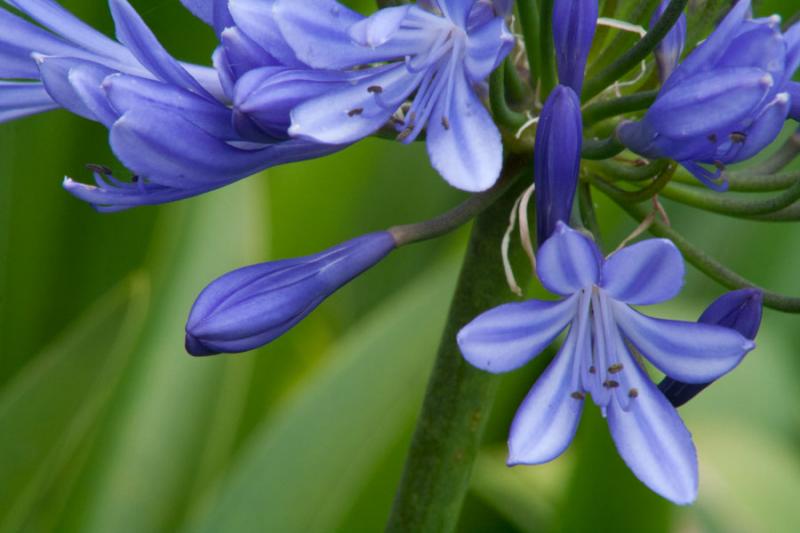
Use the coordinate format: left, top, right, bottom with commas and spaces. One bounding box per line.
0, 0, 338, 210
659, 288, 763, 407
618, 0, 800, 190
185, 231, 396, 356
457, 223, 755, 503
229, 0, 514, 191
534, 85, 582, 245
651, 0, 686, 82
552, 0, 598, 94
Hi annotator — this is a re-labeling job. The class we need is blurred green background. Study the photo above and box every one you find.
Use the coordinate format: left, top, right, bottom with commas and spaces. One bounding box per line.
1, 1, 799, 532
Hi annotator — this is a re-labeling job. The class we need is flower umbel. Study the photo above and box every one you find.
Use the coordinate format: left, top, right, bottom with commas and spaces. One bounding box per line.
457, 223, 755, 504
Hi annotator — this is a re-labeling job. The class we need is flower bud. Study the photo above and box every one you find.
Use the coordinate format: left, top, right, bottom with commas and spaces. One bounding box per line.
552, 0, 598, 94
535, 85, 583, 245
659, 289, 763, 407
185, 232, 396, 355
651, 0, 686, 82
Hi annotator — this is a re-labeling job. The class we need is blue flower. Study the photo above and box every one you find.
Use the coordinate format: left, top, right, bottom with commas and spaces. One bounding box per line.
185, 231, 396, 356
457, 223, 755, 504
534, 85, 582, 245
552, 0, 598, 94
0, 0, 339, 210
659, 288, 763, 407
231, 0, 514, 191
618, 0, 800, 190
651, 0, 686, 82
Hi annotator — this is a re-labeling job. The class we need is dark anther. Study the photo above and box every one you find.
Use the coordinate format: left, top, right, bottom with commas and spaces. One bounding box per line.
441, 116, 451, 130
86, 163, 113, 176
571, 391, 585, 400
367, 85, 383, 94
131, 175, 140, 183
713, 160, 726, 170
608, 363, 623, 374
589, 365, 596, 374
348, 108, 364, 117
707, 133, 718, 143
628, 388, 639, 398
396, 127, 414, 142
603, 379, 620, 389
730, 131, 747, 144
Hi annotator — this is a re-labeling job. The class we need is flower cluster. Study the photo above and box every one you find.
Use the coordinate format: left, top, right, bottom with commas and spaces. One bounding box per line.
1, 0, 792, 507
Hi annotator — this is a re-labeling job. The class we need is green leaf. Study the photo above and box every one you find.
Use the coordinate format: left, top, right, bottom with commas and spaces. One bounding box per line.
185, 258, 460, 533
0, 274, 150, 533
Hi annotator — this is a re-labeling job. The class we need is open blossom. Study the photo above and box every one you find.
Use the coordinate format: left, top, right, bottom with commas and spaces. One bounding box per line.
0, 0, 339, 210
230, 0, 514, 192
659, 288, 763, 407
457, 223, 755, 503
618, 0, 800, 190
186, 232, 396, 356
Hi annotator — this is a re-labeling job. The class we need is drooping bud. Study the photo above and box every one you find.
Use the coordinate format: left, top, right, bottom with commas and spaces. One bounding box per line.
552, 0, 598, 94
651, 0, 686, 82
535, 85, 583, 245
659, 289, 763, 407
185, 232, 396, 355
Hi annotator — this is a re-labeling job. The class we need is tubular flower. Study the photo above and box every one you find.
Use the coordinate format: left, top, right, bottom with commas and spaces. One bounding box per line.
617, 0, 800, 190
659, 288, 763, 407
457, 223, 755, 504
231, 0, 515, 192
651, 0, 686, 82
0, 0, 339, 210
185, 232, 396, 356
534, 85, 583, 245
552, 0, 598, 94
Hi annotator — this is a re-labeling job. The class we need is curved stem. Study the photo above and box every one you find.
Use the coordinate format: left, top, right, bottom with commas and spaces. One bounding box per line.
592, 178, 800, 313
517, 0, 541, 90
386, 176, 534, 533
582, 90, 658, 127
742, 129, 800, 175
595, 162, 675, 203
582, 136, 625, 159
589, 158, 669, 182
537, 0, 557, 98
660, 178, 800, 217
489, 65, 528, 132
582, 0, 688, 102
390, 156, 530, 245
671, 168, 800, 192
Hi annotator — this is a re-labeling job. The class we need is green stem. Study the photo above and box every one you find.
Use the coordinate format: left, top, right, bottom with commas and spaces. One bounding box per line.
582, 0, 689, 102
588, 158, 668, 182
504, 59, 527, 104
581, 136, 625, 160
517, 0, 541, 90
538, 0, 557, 97
387, 165, 533, 533
659, 179, 800, 217
593, 162, 675, 203
744, 129, 800, 175
578, 181, 603, 247
490, 65, 528, 131
592, 178, 800, 313
582, 90, 658, 127
671, 168, 800, 192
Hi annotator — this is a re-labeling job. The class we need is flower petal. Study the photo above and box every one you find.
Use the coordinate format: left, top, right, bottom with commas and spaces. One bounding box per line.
612, 301, 755, 383
0, 81, 57, 123
457, 295, 578, 373
536, 222, 601, 296
464, 15, 513, 82
601, 239, 685, 305
425, 68, 502, 192
607, 339, 698, 505
507, 319, 587, 465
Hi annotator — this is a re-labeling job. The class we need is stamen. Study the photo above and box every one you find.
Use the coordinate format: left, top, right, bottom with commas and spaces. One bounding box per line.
571, 391, 586, 400
396, 127, 414, 141
707, 133, 718, 143
348, 108, 364, 117
86, 163, 113, 175
441, 116, 450, 130
603, 379, 620, 388
608, 363, 623, 374
730, 132, 747, 144
628, 388, 639, 398
589, 365, 596, 374
367, 85, 383, 94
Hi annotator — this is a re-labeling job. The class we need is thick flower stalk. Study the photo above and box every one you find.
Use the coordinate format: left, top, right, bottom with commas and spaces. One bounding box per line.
230, 0, 514, 191
618, 0, 800, 190
457, 223, 755, 504
659, 288, 763, 407
186, 231, 396, 355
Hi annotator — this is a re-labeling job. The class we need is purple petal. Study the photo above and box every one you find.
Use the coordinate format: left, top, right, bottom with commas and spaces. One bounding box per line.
0, 81, 57, 123
611, 301, 755, 383
536, 222, 601, 296
651, 0, 686, 82
601, 239, 685, 305
464, 15, 513, 81
35, 55, 115, 124
552, 0, 598, 94
733, 92, 791, 161
507, 319, 587, 465
426, 69, 503, 192
607, 338, 698, 505
228, 0, 304, 67
438, 0, 477, 27
349, 6, 411, 48
457, 295, 578, 373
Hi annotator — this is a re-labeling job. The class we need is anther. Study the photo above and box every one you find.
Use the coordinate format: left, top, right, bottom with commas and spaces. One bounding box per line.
589, 366, 596, 374
396, 127, 414, 142
348, 108, 364, 117
367, 85, 383, 94
86, 163, 113, 175
713, 160, 726, 170
730, 131, 747, 144
608, 363, 623, 374
441, 116, 451, 130
628, 388, 639, 398
707, 133, 718, 143
571, 391, 585, 400
603, 379, 620, 389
